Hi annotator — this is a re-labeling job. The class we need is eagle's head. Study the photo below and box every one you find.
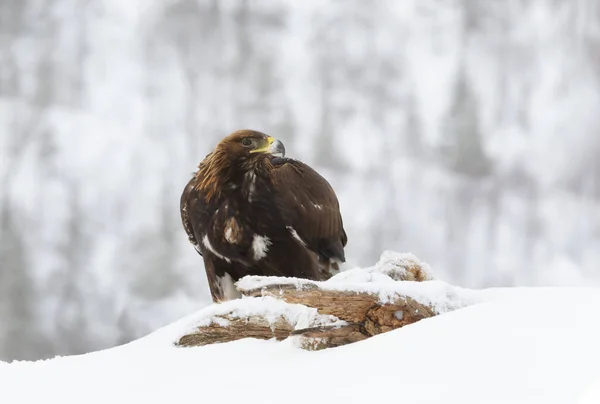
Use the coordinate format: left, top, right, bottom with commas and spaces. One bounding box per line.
195, 130, 286, 200
216, 130, 285, 164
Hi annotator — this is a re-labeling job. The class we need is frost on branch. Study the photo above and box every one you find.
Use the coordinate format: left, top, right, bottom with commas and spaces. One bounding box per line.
177, 251, 470, 350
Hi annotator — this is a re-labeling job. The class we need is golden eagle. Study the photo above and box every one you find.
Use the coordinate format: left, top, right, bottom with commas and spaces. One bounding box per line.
180, 130, 347, 302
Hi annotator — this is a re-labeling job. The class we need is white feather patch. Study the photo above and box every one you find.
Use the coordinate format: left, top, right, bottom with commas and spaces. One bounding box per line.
217, 273, 241, 301
287, 226, 307, 247
252, 234, 271, 260
202, 235, 231, 263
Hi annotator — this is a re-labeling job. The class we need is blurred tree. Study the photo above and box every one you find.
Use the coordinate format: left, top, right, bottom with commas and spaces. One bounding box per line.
441, 15, 493, 283
441, 66, 492, 178
403, 97, 426, 159
126, 184, 187, 302
33, 20, 57, 107
52, 180, 95, 356
564, 133, 600, 200
229, 1, 292, 137
0, 0, 27, 97
0, 202, 46, 361
310, 3, 356, 170
0, 72, 49, 359
155, 0, 217, 158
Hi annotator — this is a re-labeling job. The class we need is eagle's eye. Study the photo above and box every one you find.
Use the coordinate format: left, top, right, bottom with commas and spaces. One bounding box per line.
241, 138, 253, 147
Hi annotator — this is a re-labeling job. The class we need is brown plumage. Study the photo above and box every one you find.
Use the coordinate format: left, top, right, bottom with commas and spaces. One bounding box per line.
181, 129, 347, 302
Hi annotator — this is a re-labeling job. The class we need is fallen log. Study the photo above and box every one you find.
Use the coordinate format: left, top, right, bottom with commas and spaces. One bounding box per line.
238, 281, 436, 327
176, 252, 468, 350
178, 314, 295, 347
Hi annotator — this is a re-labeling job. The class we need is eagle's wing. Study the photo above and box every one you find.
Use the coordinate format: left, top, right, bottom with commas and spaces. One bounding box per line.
180, 177, 204, 256
269, 158, 347, 263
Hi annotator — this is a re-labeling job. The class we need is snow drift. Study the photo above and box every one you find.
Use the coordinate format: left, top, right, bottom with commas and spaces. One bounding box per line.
1, 252, 600, 404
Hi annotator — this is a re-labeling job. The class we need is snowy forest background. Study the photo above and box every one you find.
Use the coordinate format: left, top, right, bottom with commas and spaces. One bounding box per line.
2, 0, 600, 361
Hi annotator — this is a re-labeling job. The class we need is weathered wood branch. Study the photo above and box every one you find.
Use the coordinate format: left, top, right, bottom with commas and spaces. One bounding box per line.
178, 314, 294, 347
177, 283, 440, 350
176, 253, 459, 350
295, 324, 369, 350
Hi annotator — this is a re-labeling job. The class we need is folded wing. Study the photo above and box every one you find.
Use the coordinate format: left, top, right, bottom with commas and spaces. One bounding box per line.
269, 158, 347, 266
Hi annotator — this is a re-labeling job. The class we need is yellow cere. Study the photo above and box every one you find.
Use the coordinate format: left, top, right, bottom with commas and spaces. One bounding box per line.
250, 136, 275, 153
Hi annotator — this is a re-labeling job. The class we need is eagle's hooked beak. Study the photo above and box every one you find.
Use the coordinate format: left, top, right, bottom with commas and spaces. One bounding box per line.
268, 137, 285, 158
251, 136, 286, 158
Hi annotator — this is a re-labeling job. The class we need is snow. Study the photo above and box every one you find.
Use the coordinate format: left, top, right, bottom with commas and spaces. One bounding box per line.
241, 276, 472, 314
237, 251, 473, 314
146, 295, 346, 340
2, 286, 600, 404
330, 250, 435, 282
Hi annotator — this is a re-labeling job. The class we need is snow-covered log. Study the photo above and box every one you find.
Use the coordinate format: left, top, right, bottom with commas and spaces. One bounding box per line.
177, 252, 469, 350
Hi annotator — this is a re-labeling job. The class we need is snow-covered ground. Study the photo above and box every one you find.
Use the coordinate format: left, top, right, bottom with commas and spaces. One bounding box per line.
2, 280, 599, 404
